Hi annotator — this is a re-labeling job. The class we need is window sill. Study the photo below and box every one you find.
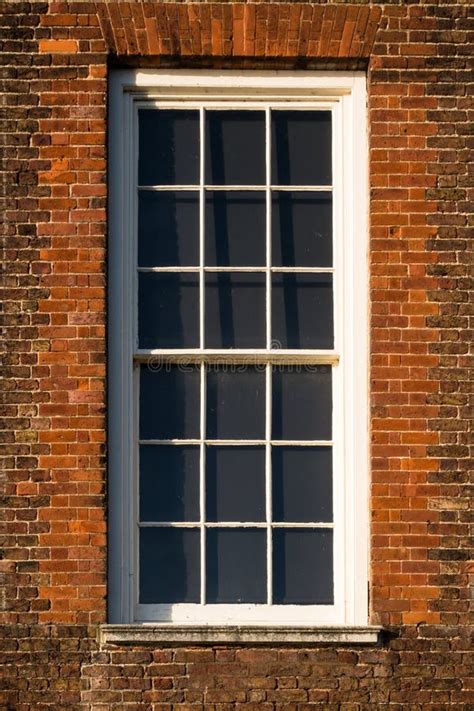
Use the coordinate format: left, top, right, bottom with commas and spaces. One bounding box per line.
100, 624, 381, 646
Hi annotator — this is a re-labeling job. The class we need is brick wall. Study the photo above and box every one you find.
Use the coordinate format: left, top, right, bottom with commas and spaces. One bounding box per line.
1, 1, 472, 708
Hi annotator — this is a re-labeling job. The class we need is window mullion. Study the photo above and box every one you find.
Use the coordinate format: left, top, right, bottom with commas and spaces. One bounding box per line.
199, 106, 205, 351
265, 364, 272, 605
265, 108, 272, 605
200, 362, 206, 605
199, 107, 206, 605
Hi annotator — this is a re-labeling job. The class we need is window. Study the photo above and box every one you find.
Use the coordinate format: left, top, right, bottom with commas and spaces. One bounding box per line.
108, 71, 369, 627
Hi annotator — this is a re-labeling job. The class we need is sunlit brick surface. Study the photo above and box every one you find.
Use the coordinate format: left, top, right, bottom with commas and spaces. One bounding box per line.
1, 2, 471, 708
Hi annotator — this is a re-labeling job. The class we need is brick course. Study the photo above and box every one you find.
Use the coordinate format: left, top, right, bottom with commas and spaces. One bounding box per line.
1, 1, 472, 708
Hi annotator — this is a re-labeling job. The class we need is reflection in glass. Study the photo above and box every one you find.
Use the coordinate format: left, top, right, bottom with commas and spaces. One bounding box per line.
273, 528, 333, 604
205, 110, 265, 185
271, 110, 332, 186
206, 366, 266, 440
272, 446, 333, 523
272, 191, 332, 267
205, 191, 266, 266
138, 109, 199, 186
138, 273, 199, 349
206, 528, 266, 603
206, 446, 266, 522
205, 273, 266, 348
140, 365, 200, 440
272, 366, 332, 441
272, 274, 333, 349
140, 445, 200, 522
139, 527, 200, 603
138, 191, 199, 267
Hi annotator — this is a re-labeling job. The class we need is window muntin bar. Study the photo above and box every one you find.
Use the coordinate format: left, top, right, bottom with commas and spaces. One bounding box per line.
139, 522, 335, 528
138, 440, 334, 446
137, 266, 335, 273
138, 185, 333, 190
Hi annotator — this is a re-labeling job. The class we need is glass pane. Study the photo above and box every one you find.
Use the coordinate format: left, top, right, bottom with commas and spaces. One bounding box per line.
272, 191, 332, 267
205, 273, 266, 348
205, 110, 265, 185
138, 273, 199, 349
272, 366, 332, 441
272, 446, 333, 523
271, 110, 332, 186
140, 445, 200, 522
206, 446, 266, 522
138, 109, 199, 186
206, 528, 266, 603
140, 365, 200, 440
138, 191, 199, 267
205, 191, 266, 266
139, 527, 200, 603
272, 274, 333, 349
273, 529, 333, 604
206, 366, 266, 440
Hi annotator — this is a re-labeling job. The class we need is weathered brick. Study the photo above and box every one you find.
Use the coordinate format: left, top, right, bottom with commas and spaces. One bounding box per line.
1, 1, 471, 709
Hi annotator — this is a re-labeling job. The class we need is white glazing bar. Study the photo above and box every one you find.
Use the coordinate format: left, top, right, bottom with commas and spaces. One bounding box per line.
265, 107, 272, 352
266, 364, 273, 605
199, 107, 205, 351
265, 108, 273, 605
138, 185, 200, 191
268, 185, 332, 191
139, 521, 335, 528
139, 439, 334, 446
199, 109, 206, 605
200, 363, 206, 605
134, 350, 340, 366
138, 266, 200, 273
138, 185, 333, 192
138, 266, 335, 274
272, 266, 334, 273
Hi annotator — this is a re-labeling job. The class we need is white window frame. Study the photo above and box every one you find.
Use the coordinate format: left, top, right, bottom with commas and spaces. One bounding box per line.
108, 69, 369, 627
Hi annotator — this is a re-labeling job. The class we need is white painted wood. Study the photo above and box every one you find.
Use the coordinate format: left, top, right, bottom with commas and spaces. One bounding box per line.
133, 350, 340, 365
198, 109, 206, 606
199, 363, 206, 605
138, 184, 333, 191
138, 440, 334, 447
348, 76, 370, 625
135, 604, 342, 626
109, 69, 369, 628
137, 266, 335, 273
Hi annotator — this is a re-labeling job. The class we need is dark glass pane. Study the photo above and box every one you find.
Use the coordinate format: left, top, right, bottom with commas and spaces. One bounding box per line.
271, 111, 332, 186
273, 528, 333, 604
206, 528, 266, 603
140, 445, 200, 522
139, 527, 200, 603
272, 192, 332, 267
138, 191, 199, 267
272, 274, 333, 349
205, 273, 266, 348
272, 447, 333, 523
205, 191, 266, 266
138, 109, 199, 186
140, 365, 200, 440
206, 446, 266, 522
272, 366, 332, 441
138, 273, 199, 348
205, 110, 265, 185
206, 366, 266, 440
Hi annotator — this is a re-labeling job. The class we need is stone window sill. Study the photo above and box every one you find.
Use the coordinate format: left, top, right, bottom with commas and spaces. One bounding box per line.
100, 624, 382, 646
